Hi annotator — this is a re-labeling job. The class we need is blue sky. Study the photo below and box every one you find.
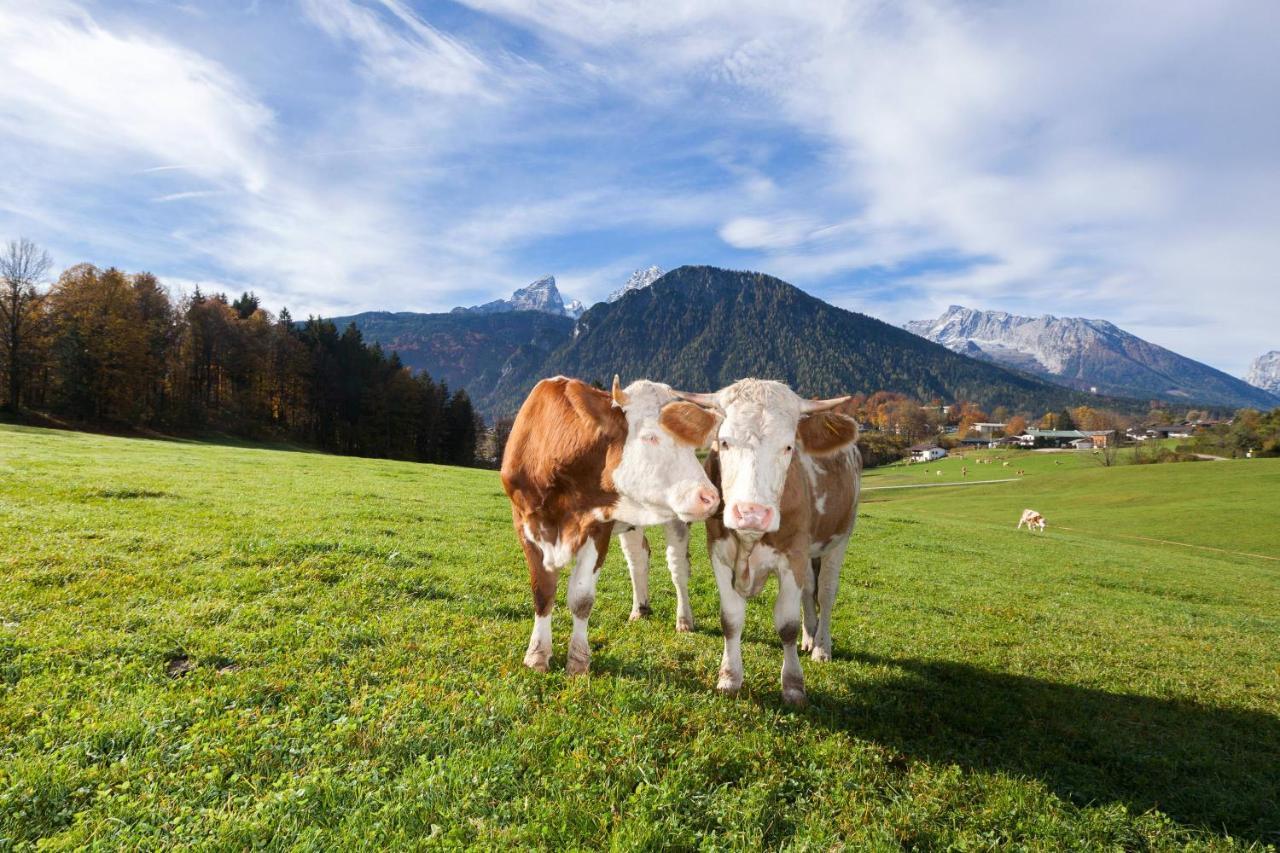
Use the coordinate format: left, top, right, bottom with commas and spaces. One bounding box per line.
1, 1, 1278, 376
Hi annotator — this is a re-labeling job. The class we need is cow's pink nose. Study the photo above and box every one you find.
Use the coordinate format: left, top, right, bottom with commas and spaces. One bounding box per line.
731, 502, 773, 530
695, 487, 718, 509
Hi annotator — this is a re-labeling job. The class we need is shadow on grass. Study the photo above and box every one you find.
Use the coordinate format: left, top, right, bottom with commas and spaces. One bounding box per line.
797, 653, 1280, 844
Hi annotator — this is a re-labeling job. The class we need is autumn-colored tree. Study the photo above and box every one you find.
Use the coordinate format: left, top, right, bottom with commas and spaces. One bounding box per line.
1005, 414, 1027, 437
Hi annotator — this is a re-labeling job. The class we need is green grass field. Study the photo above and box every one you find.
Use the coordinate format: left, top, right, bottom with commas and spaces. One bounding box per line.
2, 424, 1278, 850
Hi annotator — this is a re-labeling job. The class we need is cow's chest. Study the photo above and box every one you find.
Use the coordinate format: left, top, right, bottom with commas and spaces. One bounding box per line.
712, 535, 791, 599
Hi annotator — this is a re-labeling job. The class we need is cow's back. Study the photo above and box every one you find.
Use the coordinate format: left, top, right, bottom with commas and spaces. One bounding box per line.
501, 377, 625, 529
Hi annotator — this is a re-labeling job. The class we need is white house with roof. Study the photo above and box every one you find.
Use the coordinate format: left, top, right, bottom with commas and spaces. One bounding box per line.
909, 443, 947, 462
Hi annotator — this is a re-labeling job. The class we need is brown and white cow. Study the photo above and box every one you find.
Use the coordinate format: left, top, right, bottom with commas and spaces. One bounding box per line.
676, 379, 861, 706
501, 376, 720, 675
1017, 508, 1046, 532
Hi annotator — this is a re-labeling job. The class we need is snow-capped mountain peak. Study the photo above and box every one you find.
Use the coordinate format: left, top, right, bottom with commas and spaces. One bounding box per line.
1246, 351, 1280, 395
906, 305, 1279, 409
608, 265, 664, 303
452, 274, 580, 318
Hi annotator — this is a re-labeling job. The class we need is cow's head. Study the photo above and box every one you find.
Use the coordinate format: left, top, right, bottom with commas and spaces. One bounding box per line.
608, 376, 721, 524
676, 379, 857, 534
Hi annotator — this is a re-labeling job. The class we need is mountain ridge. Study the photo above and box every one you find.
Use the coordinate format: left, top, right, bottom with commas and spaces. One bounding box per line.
906, 305, 1278, 409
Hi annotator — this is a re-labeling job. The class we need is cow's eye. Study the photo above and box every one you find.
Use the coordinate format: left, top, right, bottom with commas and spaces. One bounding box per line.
719, 437, 730, 449
642, 433, 660, 446
784, 445, 793, 453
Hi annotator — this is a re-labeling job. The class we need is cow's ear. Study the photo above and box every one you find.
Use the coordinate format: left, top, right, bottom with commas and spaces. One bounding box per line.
659, 401, 721, 448
797, 412, 858, 456
566, 379, 625, 439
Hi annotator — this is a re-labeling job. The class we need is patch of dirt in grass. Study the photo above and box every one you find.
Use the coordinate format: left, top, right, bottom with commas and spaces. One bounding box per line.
166, 655, 194, 678
87, 487, 174, 500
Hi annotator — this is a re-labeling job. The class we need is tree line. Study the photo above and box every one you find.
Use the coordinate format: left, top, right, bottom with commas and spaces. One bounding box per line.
0, 239, 480, 466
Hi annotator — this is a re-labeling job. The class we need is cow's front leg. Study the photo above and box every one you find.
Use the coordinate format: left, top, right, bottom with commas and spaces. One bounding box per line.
520, 530, 556, 673
812, 537, 849, 662
710, 542, 745, 694
776, 562, 806, 706
664, 520, 695, 632
618, 526, 651, 621
800, 556, 819, 653
566, 534, 606, 675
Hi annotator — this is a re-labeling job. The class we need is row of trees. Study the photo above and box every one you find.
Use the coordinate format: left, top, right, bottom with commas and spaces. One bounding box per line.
0, 239, 480, 466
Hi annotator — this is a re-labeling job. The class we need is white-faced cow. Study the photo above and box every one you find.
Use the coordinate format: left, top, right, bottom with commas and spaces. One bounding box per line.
676, 379, 861, 706
501, 376, 720, 675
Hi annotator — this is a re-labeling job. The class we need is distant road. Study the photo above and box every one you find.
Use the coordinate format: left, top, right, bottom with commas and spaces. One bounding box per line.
864, 478, 1019, 491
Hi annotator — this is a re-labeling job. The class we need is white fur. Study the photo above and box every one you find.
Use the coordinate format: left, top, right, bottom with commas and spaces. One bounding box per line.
523, 523, 574, 571
610, 380, 718, 526
712, 380, 803, 533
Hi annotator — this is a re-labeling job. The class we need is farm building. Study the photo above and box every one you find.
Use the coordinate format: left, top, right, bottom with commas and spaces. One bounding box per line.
1019, 429, 1115, 448
909, 443, 947, 462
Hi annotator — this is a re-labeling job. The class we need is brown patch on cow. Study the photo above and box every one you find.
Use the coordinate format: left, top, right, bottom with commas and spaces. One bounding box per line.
503, 378, 627, 623
797, 411, 858, 457
807, 447, 862, 546
778, 621, 799, 644
659, 401, 720, 447
570, 592, 595, 619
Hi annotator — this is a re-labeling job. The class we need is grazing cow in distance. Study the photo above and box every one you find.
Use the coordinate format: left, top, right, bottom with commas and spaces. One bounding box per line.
1017, 508, 1046, 532
676, 379, 861, 706
501, 376, 721, 675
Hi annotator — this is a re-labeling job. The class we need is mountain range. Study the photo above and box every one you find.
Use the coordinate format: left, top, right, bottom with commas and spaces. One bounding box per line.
332, 266, 1115, 418
906, 306, 1279, 410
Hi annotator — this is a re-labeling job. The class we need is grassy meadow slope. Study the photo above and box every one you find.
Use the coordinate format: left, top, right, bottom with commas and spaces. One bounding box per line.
1, 425, 1277, 849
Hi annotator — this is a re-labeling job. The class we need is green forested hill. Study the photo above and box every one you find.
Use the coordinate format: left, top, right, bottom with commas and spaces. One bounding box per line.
483, 266, 1110, 416
325, 309, 572, 393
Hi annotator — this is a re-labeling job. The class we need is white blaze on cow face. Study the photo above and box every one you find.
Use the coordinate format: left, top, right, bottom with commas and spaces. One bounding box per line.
610, 380, 720, 526
715, 381, 800, 533
708, 380, 851, 534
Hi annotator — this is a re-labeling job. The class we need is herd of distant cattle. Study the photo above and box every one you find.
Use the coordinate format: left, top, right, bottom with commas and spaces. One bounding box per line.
499, 375, 1045, 706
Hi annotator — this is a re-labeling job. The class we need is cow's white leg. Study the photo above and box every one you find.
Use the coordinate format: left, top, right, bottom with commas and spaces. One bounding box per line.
520, 527, 557, 673
618, 526, 651, 621
711, 539, 745, 694
566, 537, 600, 675
812, 536, 849, 662
776, 562, 806, 706
800, 557, 818, 653
664, 520, 695, 632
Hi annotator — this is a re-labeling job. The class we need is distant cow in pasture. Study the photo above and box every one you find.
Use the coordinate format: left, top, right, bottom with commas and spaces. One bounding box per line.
501, 376, 721, 675
675, 379, 861, 706
1017, 508, 1046, 532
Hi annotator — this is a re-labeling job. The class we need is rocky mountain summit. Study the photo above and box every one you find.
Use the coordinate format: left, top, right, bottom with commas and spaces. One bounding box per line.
906, 305, 1278, 409
1246, 351, 1280, 396
452, 275, 581, 318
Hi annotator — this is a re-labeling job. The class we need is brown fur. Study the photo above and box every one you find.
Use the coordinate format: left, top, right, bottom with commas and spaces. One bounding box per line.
797, 411, 859, 456
501, 378, 628, 606
658, 401, 720, 447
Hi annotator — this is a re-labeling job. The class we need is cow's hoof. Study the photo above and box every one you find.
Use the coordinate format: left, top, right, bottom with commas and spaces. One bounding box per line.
675, 615, 694, 633
811, 646, 832, 663
800, 633, 815, 653
782, 687, 808, 707
523, 648, 550, 673
628, 604, 651, 622
716, 671, 742, 695
566, 640, 591, 676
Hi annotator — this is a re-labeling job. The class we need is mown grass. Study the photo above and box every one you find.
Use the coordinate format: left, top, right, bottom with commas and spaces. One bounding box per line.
1, 424, 1277, 850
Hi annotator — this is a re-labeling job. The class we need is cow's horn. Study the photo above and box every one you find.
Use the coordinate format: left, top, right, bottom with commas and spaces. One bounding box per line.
799, 395, 853, 414
670, 389, 720, 409
611, 375, 629, 407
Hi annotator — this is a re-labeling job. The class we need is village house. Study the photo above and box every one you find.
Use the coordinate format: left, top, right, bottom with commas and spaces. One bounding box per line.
909, 442, 948, 462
